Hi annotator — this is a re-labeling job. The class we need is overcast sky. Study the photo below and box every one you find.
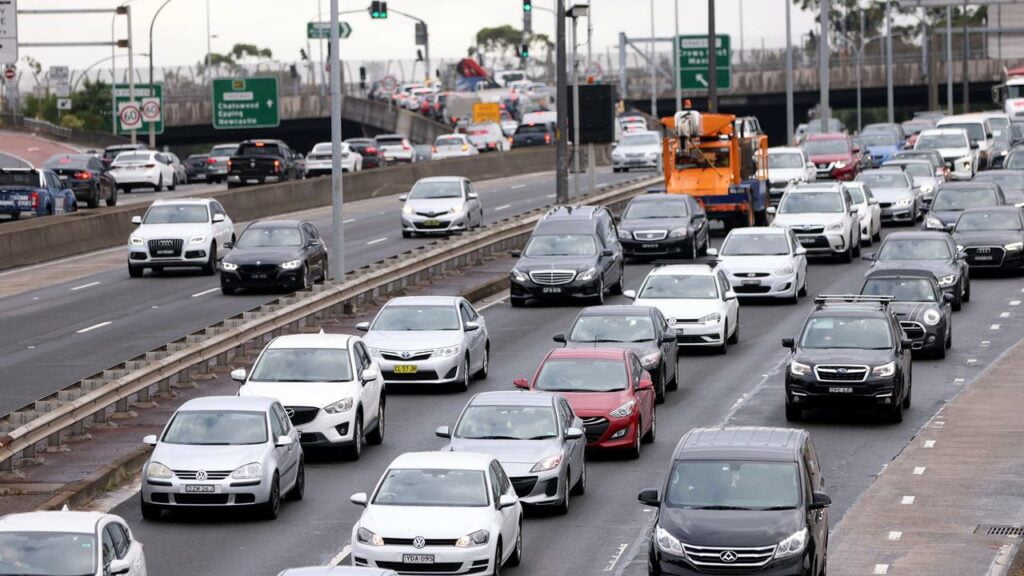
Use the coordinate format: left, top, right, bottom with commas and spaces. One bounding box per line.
15, 0, 819, 74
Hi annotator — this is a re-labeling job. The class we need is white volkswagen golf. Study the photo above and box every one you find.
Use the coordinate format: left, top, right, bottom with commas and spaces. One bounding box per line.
236, 333, 386, 460
350, 452, 523, 575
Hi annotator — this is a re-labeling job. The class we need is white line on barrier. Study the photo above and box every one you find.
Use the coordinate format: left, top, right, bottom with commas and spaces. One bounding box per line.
924, 440, 936, 448
1000, 312, 1010, 318
874, 564, 889, 575
1011, 300, 1021, 306
546, 193, 556, 198
367, 237, 388, 246
76, 321, 112, 334
901, 495, 915, 505
888, 531, 902, 540
991, 324, 1001, 331
953, 378, 964, 385
495, 204, 511, 211
510, 184, 527, 189
191, 287, 220, 298
70, 281, 100, 291
327, 545, 351, 567
914, 467, 926, 475
343, 218, 356, 224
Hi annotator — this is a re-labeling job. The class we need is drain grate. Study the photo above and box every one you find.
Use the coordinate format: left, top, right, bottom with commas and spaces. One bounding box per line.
976, 525, 1024, 537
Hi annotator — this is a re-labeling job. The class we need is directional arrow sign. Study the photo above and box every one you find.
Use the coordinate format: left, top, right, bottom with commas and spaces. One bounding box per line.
307, 20, 352, 39
212, 77, 279, 129
678, 34, 731, 91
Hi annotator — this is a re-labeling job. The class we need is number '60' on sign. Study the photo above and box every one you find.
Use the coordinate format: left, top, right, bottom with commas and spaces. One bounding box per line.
118, 102, 142, 130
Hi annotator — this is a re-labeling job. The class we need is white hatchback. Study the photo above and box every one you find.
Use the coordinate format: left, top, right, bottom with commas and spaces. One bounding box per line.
433, 134, 480, 160
713, 227, 808, 303
108, 150, 178, 192
0, 511, 147, 576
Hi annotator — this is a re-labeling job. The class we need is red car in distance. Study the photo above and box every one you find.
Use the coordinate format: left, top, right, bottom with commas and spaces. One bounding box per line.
803, 132, 862, 181
514, 348, 656, 459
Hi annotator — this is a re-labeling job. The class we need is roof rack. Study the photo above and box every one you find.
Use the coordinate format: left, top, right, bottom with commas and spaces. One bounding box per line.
813, 294, 892, 309
652, 257, 718, 268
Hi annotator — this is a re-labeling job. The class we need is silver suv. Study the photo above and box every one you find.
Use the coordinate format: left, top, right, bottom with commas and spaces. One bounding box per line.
769, 183, 862, 262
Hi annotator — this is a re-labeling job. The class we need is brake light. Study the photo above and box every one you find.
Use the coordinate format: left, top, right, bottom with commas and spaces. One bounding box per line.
273, 159, 282, 172
73, 171, 92, 180
544, 133, 552, 144
255, 142, 265, 147
402, 142, 411, 151
29, 192, 38, 209
366, 147, 377, 155
471, 130, 487, 135
432, 146, 438, 153
507, 137, 513, 145
207, 157, 216, 164
227, 159, 232, 170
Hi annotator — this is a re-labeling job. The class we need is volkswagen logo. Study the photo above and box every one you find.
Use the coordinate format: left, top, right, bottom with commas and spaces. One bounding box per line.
719, 550, 738, 563
412, 536, 426, 549
285, 407, 295, 418
195, 470, 207, 481
401, 351, 412, 359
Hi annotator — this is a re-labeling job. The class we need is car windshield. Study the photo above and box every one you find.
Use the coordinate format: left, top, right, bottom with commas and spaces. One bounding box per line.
143, 204, 208, 224
236, 226, 302, 248
624, 200, 689, 219
878, 238, 951, 260
376, 137, 405, 146
516, 124, 551, 134
665, 461, 800, 510
939, 122, 984, 142
373, 469, 489, 507
455, 405, 558, 440
0, 532, 96, 576
639, 275, 718, 299
896, 163, 933, 178
620, 133, 660, 147
534, 358, 628, 392
236, 143, 281, 156
956, 211, 1022, 231
721, 234, 791, 256
800, 316, 893, 349
310, 144, 333, 155
436, 137, 464, 147
162, 410, 268, 445
43, 156, 90, 170
409, 181, 462, 199
569, 315, 655, 343
372, 305, 460, 331
931, 188, 999, 211
805, 120, 842, 134
860, 133, 899, 147
524, 234, 597, 257
862, 277, 937, 301
778, 191, 843, 214
975, 173, 1024, 192
902, 122, 932, 135
858, 172, 910, 189
768, 153, 804, 169
112, 152, 151, 164
916, 133, 967, 149
211, 145, 237, 155
249, 348, 352, 382
803, 140, 849, 155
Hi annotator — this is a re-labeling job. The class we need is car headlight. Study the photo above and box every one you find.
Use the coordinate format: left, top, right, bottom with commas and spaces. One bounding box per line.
775, 528, 808, 560
1005, 241, 1023, 252
357, 527, 385, 546
146, 461, 173, 480
280, 259, 303, 270
449, 205, 465, 215
230, 462, 263, 480
834, 161, 847, 169
188, 235, 206, 244
921, 183, 934, 194
511, 269, 528, 282
668, 227, 689, 238
646, 151, 659, 158
433, 345, 460, 357
324, 397, 354, 414
959, 156, 972, 169
618, 229, 633, 240
609, 400, 636, 419
872, 361, 896, 378
530, 453, 563, 473
924, 215, 943, 229
402, 204, 413, 215
612, 152, 623, 160
655, 525, 684, 556
892, 198, 913, 208
130, 236, 144, 246
922, 309, 941, 326
367, 347, 382, 358
937, 274, 956, 287
790, 361, 811, 376
578, 267, 598, 282
639, 351, 661, 370
698, 313, 721, 324
220, 261, 238, 272
454, 529, 490, 548
774, 264, 795, 275
826, 222, 844, 232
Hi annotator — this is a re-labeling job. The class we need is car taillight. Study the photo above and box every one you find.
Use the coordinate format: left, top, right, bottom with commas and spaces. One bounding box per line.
227, 159, 232, 169
207, 157, 216, 164
432, 146, 438, 153
462, 144, 468, 151
273, 159, 282, 172
29, 192, 38, 209
507, 137, 513, 145
402, 142, 411, 150
366, 147, 377, 155
544, 133, 552, 144
73, 171, 91, 180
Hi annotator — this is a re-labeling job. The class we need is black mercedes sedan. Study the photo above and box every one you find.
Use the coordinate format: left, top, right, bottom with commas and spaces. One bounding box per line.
861, 269, 953, 358
863, 230, 970, 310
952, 206, 1024, 272
219, 220, 328, 294
617, 193, 709, 260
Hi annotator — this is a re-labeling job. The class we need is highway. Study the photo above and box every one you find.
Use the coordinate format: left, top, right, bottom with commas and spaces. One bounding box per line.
0, 168, 636, 415
104, 229, 1024, 576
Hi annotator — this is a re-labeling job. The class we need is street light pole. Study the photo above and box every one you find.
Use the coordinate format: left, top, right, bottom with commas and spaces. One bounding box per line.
785, 0, 794, 145
858, 10, 865, 132
329, 0, 345, 281
649, 0, 657, 117
205, 0, 212, 85
946, 5, 953, 113
886, 0, 894, 123
127, 4, 136, 145
555, 0, 569, 205
708, 0, 718, 113
818, 0, 829, 133
674, 0, 681, 111
148, 0, 174, 149
571, 14, 580, 200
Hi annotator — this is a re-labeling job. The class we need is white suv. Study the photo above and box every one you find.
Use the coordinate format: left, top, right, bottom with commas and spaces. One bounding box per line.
769, 183, 861, 262
235, 333, 386, 460
127, 198, 234, 277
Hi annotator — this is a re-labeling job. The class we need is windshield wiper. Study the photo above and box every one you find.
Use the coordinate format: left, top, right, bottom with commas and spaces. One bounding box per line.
471, 435, 521, 440
528, 435, 558, 440
577, 338, 624, 343
759, 506, 798, 511
688, 505, 754, 511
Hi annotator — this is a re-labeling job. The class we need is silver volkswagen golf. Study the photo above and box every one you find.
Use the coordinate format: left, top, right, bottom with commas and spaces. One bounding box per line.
140, 395, 304, 520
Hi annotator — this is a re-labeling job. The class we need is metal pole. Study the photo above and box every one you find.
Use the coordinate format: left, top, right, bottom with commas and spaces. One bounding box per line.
149, 0, 173, 149
127, 5, 136, 145
886, 0, 894, 123
649, 0, 657, 117
555, 0, 569, 205
674, 0, 681, 111
423, 24, 432, 82
572, 16, 580, 200
111, 10, 118, 135
858, 11, 864, 132
785, 0, 794, 145
738, 0, 744, 65
205, 0, 212, 85
586, 10, 596, 194
946, 5, 953, 113
708, 0, 718, 112
962, 0, 969, 112
818, 0, 829, 133
329, 0, 344, 280
618, 32, 627, 98
317, 0, 324, 91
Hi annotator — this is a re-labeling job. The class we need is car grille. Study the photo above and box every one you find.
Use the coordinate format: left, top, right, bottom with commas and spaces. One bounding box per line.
173, 470, 231, 480
375, 562, 465, 573
415, 210, 449, 218
414, 220, 451, 230
173, 494, 230, 505
381, 350, 433, 362
383, 370, 440, 381
148, 238, 183, 257
529, 270, 576, 285
284, 406, 319, 426
816, 162, 832, 170
733, 285, 772, 294
680, 543, 777, 570
965, 246, 1006, 267
900, 321, 926, 340
878, 202, 892, 209
668, 318, 701, 324
581, 416, 609, 443
733, 272, 770, 278
240, 264, 278, 274
676, 335, 710, 344
796, 235, 830, 248
632, 230, 668, 241
814, 365, 869, 382
510, 476, 538, 497
381, 537, 459, 546
792, 226, 825, 234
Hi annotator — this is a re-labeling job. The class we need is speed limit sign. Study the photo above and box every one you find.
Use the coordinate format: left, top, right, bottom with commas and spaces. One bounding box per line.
141, 97, 161, 123
118, 102, 142, 131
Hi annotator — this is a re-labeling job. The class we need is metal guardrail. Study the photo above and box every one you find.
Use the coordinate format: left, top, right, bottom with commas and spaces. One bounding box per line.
0, 175, 662, 472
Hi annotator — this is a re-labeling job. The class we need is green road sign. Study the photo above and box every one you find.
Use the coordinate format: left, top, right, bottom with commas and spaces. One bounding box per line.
307, 21, 352, 39
113, 83, 163, 134
212, 77, 279, 130
677, 34, 731, 91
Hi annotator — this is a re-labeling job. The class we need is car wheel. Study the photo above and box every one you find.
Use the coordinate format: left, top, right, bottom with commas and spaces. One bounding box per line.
156, 174, 164, 192
366, 396, 385, 445
873, 227, 882, 242
87, 192, 99, 209
839, 243, 852, 263
262, 473, 281, 519
301, 264, 312, 290
728, 317, 739, 344
169, 175, 177, 191
455, 356, 471, 392
852, 234, 861, 257
952, 288, 963, 312
572, 460, 587, 495
510, 297, 526, 308
402, 231, 413, 239
556, 469, 571, 515
140, 495, 161, 520
666, 360, 679, 391
887, 387, 905, 423
128, 264, 143, 278
946, 324, 953, 350
799, 276, 808, 297
785, 401, 803, 422
610, 264, 624, 295
347, 412, 363, 460
654, 367, 666, 404
474, 343, 490, 379
903, 379, 912, 409
628, 419, 642, 459
106, 187, 118, 207
591, 277, 605, 305
285, 459, 305, 501
507, 519, 523, 567
221, 285, 234, 296
317, 259, 329, 284
642, 408, 656, 443
690, 238, 698, 260
201, 243, 217, 275
962, 278, 971, 302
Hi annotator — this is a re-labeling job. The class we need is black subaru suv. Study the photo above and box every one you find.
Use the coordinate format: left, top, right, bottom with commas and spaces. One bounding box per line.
638, 426, 831, 576
783, 295, 913, 423
860, 269, 953, 358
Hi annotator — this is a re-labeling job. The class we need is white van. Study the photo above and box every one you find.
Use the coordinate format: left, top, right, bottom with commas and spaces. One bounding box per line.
936, 114, 994, 169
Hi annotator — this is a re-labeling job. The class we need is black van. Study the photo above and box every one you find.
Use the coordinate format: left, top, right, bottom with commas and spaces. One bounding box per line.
638, 427, 830, 576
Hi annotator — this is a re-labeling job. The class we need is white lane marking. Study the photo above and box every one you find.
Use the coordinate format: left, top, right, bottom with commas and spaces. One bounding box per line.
924, 440, 936, 448
604, 543, 629, 572
954, 378, 964, 385
985, 544, 1014, 576
510, 184, 527, 189
901, 495, 915, 505
1011, 300, 1021, 306
933, 421, 945, 427
366, 237, 388, 246
888, 531, 903, 541
327, 544, 351, 567
991, 324, 1001, 330
546, 193, 556, 198
191, 287, 220, 298
76, 321, 112, 334
968, 358, 978, 366
981, 340, 991, 347
343, 218, 356, 224
874, 564, 889, 575
70, 281, 100, 291
494, 204, 511, 211
913, 467, 926, 475
1000, 312, 1011, 318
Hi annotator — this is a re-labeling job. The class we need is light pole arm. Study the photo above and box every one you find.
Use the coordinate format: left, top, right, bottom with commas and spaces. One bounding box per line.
386, 8, 431, 81
148, 0, 174, 88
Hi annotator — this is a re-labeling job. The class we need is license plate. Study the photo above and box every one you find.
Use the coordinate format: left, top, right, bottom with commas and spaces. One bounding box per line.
403, 555, 434, 564
394, 364, 417, 374
799, 238, 815, 245
422, 219, 441, 227
642, 244, 659, 249
184, 485, 215, 493
157, 250, 173, 255
59, 175, 68, 181
974, 256, 993, 261
828, 387, 854, 394
251, 274, 267, 279
742, 280, 761, 286
542, 287, 562, 294
246, 179, 259, 184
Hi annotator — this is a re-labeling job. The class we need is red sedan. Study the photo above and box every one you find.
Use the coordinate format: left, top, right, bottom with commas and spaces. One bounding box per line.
514, 348, 656, 459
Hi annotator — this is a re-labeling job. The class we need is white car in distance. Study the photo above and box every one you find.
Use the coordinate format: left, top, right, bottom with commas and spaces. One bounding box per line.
844, 181, 882, 245
0, 511, 147, 576
766, 146, 816, 203
432, 134, 480, 160
305, 142, 363, 177
236, 333, 385, 460
108, 150, 178, 192
712, 226, 808, 303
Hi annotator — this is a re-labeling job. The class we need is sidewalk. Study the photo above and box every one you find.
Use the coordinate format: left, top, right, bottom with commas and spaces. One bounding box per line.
830, 338, 1024, 576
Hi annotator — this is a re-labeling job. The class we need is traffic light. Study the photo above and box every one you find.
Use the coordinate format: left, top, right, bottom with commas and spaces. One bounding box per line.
520, 43, 529, 59
359, 66, 367, 89
299, 48, 308, 61
370, 1, 388, 19
523, 0, 532, 12
416, 49, 424, 62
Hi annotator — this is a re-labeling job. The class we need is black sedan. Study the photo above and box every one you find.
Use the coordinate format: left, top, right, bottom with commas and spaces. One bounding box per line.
184, 154, 209, 183
974, 170, 1024, 206
617, 193, 709, 260
42, 154, 116, 208
344, 138, 383, 169
923, 181, 1006, 232
863, 230, 970, 310
861, 269, 953, 358
952, 206, 1024, 272
219, 220, 329, 295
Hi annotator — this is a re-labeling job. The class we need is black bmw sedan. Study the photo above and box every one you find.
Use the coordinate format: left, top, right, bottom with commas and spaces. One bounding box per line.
219, 220, 328, 294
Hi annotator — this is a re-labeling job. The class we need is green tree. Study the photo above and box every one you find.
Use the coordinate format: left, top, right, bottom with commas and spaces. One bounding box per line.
20, 78, 112, 132
472, 25, 523, 69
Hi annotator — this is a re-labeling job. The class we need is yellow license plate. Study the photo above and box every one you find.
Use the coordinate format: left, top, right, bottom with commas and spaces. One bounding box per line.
423, 219, 441, 227
394, 364, 417, 374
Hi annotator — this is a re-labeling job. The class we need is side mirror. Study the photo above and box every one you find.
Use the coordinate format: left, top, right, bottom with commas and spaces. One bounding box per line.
943, 292, 955, 303
142, 434, 158, 446
602, 248, 615, 257
705, 247, 719, 257
850, 208, 858, 216
224, 241, 234, 250
902, 337, 913, 348
435, 425, 452, 439
862, 252, 877, 261
637, 489, 661, 506
795, 246, 808, 255
355, 321, 370, 332
852, 147, 862, 154
467, 192, 479, 200
971, 142, 980, 149
509, 249, 522, 257
513, 377, 530, 390
553, 333, 567, 343
766, 206, 777, 215
230, 368, 247, 382
464, 321, 480, 332
806, 162, 816, 170
565, 427, 584, 440
663, 329, 676, 342
350, 492, 368, 507
131, 215, 142, 225
212, 213, 225, 223
275, 435, 294, 447
623, 289, 637, 299
398, 194, 408, 202
809, 492, 832, 510
781, 337, 795, 349
498, 494, 518, 509
724, 291, 737, 301
361, 368, 380, 382
638, 377, 654, 390
108, 558, 132, 576
869, 198, 879, 205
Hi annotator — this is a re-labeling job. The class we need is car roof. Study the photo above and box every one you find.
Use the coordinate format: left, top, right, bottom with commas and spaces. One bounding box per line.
960, 205, 1021, 214
388, 451, 495, 470
542, 205, 605, 220
376, 133, 407, 139
938, 181, 1000, 190
578, 305, 653, 316
250, 220, 302, 229
674, 427, 806, 462
546, 347, 628, 361
178, 395, 276, 412
937, 115, 986, 124
240, 139, 285, 145
266, 333, 354, 350
806, 132, 847, 141
883, 230, 951, 241
647, 264, 717, 276
629, 194, 689, 203
727, 226, 786, 236
919, 128, 969, 135
414, 176, 466, 184
767, 146, 803, 154
975, 170, 1023, 177
468, 390, 558, 407
150, 198, 214, 206
621, 129, 659, 136
865, 268, 939, 280
385, 296, 460, 307
0, 511, 110, 534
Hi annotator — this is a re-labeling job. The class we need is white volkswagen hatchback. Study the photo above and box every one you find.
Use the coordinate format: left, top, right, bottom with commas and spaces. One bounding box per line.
236, 333, 385, 460
0, 511, 147, 576
350, 452, 523, 576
